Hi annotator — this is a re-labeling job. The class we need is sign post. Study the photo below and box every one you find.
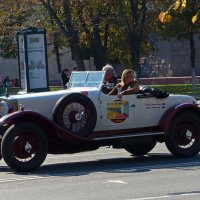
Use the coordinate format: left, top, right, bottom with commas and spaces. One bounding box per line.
17, 27, 49, 93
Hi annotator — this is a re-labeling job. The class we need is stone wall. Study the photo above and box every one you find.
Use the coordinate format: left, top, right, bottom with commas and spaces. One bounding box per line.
140, 36, 200, 77
0, 36, 200, 81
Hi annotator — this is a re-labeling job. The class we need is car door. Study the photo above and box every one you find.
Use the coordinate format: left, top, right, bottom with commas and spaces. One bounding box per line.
99, 92, 140, 130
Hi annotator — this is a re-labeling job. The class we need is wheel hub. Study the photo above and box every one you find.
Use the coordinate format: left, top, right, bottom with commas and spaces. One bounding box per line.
25, 142, 33, 154
12, 134, 38, 159
75, 113, 82, 121
185, 129, 192, 140
69, 111, 83, 122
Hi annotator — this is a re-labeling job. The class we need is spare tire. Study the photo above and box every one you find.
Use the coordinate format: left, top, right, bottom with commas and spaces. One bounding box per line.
53, 93, 97, 137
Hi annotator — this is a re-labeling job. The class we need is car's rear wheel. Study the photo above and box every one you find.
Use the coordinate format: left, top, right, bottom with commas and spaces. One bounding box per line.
1, 122, 48, 172
53, 93, 97, 137
165, 111, 200, 157
125, 141, 157, 156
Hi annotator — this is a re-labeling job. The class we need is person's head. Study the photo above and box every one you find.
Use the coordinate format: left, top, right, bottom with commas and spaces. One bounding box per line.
121, 69, 136, 86
102, 64, 116, 83
62, 68, 69, 76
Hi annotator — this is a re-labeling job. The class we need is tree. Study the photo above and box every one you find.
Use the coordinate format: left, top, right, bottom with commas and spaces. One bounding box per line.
118, 0, 163, 77
0, 0, 35, 58
159, 0, 200, 24
71, 0, 109, 70
128, 0, 148, 76
158, 0, 200, 90
39, 0, 85, 70
39, 0, 156, 72
0, 0, 160, 76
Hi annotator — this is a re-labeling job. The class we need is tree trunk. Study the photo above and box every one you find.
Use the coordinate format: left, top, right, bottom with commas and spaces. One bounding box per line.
62, 0, 85, 70
92, 18, 107, 70
77, 4, 107, 70
70, 40, 85, 71
190, 32, 196, 91
130, 32, 140, 77
40, 0, 85, 71
129, 0, 147, 79
129, 0, 140, 77
49, 0, 62, 74
104, 23, 109, 51
53, 34, 62, 73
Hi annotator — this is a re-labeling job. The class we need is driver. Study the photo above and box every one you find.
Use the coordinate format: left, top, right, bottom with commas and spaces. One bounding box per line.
102, 64, 118, 94
108, 69, 139, 98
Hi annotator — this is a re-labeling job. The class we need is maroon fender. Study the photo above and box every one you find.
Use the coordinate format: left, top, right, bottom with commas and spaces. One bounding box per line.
0, 110, 96, 146
159, 103, 200, 134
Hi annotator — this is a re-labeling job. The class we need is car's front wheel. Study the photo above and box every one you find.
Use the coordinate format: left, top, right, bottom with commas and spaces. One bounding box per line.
125, 141, 157, 156
1, 122, 48, 172
165, 111, 200, 157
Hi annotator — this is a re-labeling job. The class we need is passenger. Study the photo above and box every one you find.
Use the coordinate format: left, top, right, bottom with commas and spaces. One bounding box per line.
102, 64, 118, 94
108, 69, 139, 98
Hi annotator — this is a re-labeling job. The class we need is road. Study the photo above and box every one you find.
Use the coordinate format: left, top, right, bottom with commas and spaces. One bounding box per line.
0, 143, 200, 200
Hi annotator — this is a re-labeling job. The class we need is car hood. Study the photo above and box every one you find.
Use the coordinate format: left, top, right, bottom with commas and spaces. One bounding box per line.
0, 87, 100, 119
0, 87, 99, 100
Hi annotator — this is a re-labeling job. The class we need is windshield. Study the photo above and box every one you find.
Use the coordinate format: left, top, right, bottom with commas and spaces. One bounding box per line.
68, 71, 104, 88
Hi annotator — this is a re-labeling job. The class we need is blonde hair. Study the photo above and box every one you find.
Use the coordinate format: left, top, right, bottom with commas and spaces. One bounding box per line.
121, 69, 136, 86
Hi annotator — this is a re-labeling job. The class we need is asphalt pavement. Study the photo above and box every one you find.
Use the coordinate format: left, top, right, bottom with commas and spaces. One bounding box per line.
0, 143, 200, 200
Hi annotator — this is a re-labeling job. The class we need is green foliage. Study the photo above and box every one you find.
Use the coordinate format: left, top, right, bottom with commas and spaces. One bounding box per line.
153, 84, 200, 94
154, 0, 200, 43
0, 0, 158, 67
0, 1, 36, 59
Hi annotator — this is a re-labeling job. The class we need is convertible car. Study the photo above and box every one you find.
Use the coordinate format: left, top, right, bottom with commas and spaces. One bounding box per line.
0, 70, 200, 172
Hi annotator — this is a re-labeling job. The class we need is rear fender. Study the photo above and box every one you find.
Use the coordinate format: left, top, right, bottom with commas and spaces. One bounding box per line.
159, 103, 200, 134
0, 111, 95, 146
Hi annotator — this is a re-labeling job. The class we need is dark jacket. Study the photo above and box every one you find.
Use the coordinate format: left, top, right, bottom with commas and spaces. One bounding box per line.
102, 76, 118, 94
61, 73, 70, 88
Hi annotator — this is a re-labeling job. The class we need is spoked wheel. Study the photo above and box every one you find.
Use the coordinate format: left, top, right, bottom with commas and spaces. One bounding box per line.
1, 122, 48, 172
125, 141, 157, 156
165, 111, 200, 157
53, 94, 97, 137
64, 102, 88, 132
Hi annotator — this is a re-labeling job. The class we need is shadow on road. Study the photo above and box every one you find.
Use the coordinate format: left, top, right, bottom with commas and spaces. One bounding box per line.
1, 153, 199, 176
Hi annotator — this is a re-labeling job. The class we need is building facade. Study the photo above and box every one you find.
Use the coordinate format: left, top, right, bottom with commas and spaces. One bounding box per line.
0, 37, 200, 84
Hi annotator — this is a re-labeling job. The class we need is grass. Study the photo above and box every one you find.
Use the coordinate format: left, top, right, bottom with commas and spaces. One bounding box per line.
1, 84, 200, 99
152, 84, 200, 97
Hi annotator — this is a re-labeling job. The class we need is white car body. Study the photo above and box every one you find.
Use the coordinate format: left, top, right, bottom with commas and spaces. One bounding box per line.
1, 70, 200, 173
0, 71, 196, 132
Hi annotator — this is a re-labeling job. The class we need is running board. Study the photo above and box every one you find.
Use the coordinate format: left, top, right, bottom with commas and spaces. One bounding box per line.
93, 132, 165, 141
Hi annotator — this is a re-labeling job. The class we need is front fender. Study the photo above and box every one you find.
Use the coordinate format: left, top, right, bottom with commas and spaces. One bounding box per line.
0, 111, 95, 146
159, 103, 200, 134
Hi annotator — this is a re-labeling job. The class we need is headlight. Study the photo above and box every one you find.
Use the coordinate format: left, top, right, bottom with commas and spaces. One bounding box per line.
0, 101, 13, 118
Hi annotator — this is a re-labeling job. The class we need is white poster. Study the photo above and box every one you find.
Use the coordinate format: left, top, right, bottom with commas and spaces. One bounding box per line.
18, 35, 27, 90
27, 34, 47, 90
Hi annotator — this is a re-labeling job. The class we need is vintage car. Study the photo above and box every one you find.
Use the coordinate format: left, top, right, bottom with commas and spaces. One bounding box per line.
0, 70, 200, 172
